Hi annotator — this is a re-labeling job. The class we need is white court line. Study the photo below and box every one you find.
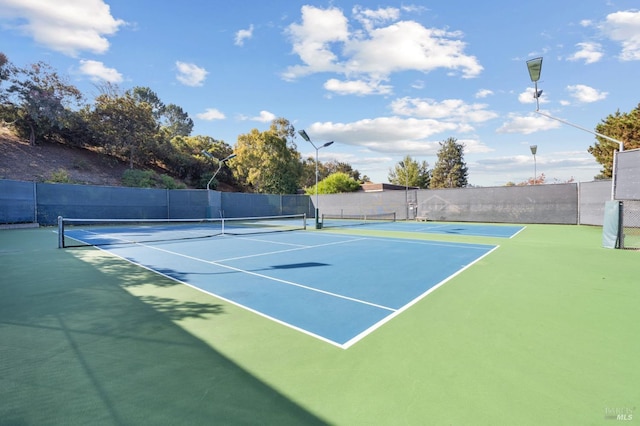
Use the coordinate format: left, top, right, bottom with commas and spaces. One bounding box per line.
64, 229, 499, 349
212, 237, 368, 263
140, 241, 396, 312
70, 240, 350, 349
340, 244, 501, 349
510, 226, 527, 238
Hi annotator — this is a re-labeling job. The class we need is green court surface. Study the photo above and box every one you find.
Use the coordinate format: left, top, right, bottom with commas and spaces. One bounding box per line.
1, 224, 638, 425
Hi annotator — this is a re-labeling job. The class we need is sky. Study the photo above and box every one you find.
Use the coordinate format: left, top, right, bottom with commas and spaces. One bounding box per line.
0, 0, 639, 186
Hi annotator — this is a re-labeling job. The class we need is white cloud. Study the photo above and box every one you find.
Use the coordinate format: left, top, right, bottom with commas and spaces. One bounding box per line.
306, 116, 477, 155
283, 5, 349, 79
196, 108, 226, 121
78, 59, 122, 83
248, 110, 276, 122
324, 78, 393, 96
352, 5, 400, 31
283, 5, 482, 88
566, 84, 607, 103
567, 42, 603, 64
234, 24, 254, 46
0, 0, 125, 56
411, 80, 425, 89
600, 9, 640, 60
496, 112, 562, 135
475, 89, 493, 99
390, 97, 498, 123
175, 61, 208, 87
343, 21, 482, 79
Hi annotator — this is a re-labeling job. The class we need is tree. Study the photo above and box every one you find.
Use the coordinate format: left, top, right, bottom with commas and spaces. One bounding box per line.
325, 160, 362, 182
132, 87, 193, 138
5, 61, 83, 145
162, 104, 193, 138
301, 157, 330, 189
430, 137, 468, 188
233, 118, 302, 194
189, 136, 234, 188
305, 172, 361, 195
388, 155, 430, 188
588, 103, 640, 179
0, 52, 11, 99
88, 89, 158, 168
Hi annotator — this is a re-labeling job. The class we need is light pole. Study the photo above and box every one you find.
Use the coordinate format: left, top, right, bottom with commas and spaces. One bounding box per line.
202, 151, 236, 191
525, 56, 625, 198
530, 145, 537, 185
400, 159, 409, 219
298, 130, 334, 229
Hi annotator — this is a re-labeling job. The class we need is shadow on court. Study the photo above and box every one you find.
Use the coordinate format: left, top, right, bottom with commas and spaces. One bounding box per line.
0, 230, 328, 425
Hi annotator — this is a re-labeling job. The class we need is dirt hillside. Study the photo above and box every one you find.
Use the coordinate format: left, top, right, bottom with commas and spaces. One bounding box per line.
0, 125, 129, 186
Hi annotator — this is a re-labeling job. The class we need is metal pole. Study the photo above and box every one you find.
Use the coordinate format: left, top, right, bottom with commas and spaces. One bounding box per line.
534, 111, 624, 199
535, 111, 624, 151
315, 145, 320, 229
403, 161, 408, 220
298, 130, 332, 229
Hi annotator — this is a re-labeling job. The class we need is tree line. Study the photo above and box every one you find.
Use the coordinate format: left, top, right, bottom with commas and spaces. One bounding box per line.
1, 53, 637, 192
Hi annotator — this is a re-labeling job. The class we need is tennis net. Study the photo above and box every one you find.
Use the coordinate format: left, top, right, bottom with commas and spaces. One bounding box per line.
321, 212, 396, 228
58, 214, 307, 248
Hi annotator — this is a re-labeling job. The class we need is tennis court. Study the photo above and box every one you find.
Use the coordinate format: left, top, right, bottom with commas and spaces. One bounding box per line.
321, 217, 525, 238
60, 218, 498, 348
1, 222, 638, 425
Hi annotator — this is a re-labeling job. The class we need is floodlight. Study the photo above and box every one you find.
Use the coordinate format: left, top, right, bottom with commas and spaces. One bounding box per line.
298, 129, 334, 229
205, 152, 236, 191
530, 145, 537, 185
526, 57, 543, 82
298, 130, 310, 142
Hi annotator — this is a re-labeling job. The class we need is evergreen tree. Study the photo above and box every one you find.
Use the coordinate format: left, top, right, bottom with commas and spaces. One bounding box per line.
588, 103, 640, 179
430, 137, 468, 188
388, 155, 430, 188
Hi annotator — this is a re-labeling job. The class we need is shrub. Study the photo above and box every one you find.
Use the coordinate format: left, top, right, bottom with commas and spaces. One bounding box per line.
122, 169, 186, 189
47, 168, 73, 183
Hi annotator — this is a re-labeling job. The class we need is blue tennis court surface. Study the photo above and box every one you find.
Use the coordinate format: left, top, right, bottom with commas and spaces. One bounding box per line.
66, 230, 498, 348
323, 220, 525, 238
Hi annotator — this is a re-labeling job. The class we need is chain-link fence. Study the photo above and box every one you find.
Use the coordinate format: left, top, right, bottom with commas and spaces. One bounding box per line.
621, 200, 640, 249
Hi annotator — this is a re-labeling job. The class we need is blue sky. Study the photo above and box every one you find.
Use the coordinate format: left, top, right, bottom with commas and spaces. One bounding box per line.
1, 0, 639, 186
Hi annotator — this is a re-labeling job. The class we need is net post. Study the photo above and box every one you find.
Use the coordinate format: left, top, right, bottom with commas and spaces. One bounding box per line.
57, 216, 64, 248
303, 213, 307, 230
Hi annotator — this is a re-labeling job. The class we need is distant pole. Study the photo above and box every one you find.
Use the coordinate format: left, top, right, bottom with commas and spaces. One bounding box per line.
298, 130, 333, 229
203, 152, 236, 191
525, 56, 624, 198
530, 145, 537, 185
202, 151, 236, 218
401, 160, 409, 219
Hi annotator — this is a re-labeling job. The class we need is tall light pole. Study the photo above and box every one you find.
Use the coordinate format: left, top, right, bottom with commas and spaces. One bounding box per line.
400, 159, 409, 219
299, 129, 334, 229
530, 145, 537, 185
525, 56, 625, 198
202, 151, 236, 191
